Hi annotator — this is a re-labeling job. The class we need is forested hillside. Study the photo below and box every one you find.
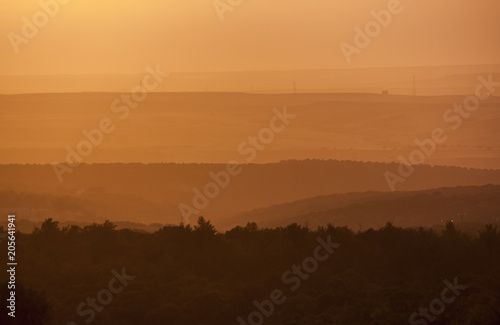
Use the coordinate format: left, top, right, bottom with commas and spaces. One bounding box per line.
2, 218, 500, 325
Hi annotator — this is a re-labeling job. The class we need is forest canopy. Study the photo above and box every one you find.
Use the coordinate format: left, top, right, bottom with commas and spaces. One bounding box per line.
3, 217, 500, 325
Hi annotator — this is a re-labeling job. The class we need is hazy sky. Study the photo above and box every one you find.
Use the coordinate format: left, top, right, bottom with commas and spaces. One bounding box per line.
1, 0, 499, 75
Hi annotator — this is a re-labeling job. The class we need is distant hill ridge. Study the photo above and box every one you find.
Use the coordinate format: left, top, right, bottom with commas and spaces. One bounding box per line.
229, 184, 500, 230
1, 161, 499, 227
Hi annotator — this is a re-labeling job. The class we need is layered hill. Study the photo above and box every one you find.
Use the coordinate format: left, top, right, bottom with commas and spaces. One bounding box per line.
1, 161, 500, 227
228, 185, 500, 231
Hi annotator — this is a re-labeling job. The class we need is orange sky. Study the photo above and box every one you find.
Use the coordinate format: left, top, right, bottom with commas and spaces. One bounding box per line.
1, 0, 499, 75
